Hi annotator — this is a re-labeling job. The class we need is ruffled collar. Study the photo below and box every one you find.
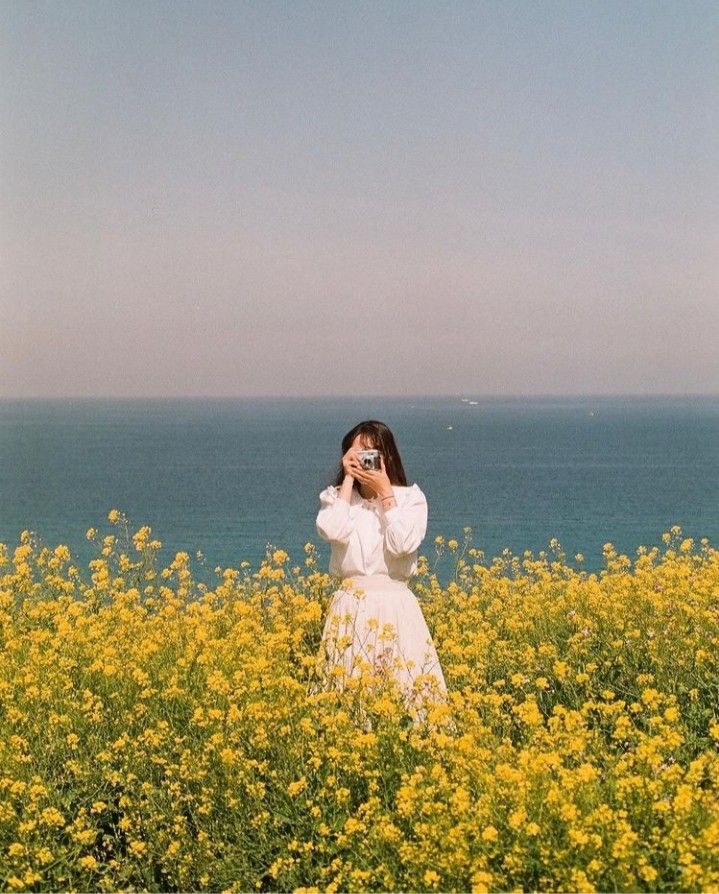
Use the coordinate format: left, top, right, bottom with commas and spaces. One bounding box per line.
352, 488, 379, 505
327, 483, 410, 506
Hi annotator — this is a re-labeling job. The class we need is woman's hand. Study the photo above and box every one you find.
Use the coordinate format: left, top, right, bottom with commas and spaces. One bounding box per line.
341, 446, 364, 479
351, 454, 393, 499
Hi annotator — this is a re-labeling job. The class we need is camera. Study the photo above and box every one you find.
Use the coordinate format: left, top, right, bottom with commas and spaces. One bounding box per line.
357, 449, 381, 470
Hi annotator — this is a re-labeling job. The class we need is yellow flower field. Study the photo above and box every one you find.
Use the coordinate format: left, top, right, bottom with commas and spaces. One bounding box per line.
0, 513, 717, 892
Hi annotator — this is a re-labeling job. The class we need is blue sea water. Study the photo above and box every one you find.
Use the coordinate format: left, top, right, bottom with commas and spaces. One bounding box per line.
0, 395, 717, 579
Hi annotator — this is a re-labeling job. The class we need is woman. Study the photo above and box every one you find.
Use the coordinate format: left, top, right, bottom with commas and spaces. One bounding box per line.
313, 419, 448, 723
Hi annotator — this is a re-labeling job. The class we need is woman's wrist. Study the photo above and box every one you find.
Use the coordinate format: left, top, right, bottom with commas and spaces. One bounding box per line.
338, 474, 355, 503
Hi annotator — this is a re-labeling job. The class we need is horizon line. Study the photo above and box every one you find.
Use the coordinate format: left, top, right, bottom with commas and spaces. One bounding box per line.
1, 392, 718, 401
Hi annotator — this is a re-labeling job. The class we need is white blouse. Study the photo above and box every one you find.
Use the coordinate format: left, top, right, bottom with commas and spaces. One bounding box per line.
315, 482, 429, 581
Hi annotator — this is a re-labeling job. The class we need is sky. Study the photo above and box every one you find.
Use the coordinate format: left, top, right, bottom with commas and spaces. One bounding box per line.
1, 0, 717, 398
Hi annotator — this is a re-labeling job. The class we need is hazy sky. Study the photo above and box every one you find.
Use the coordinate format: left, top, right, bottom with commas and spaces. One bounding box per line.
2, 0, 717, 398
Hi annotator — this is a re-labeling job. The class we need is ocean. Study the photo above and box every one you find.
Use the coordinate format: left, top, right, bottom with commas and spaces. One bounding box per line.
1, 395, 717, 579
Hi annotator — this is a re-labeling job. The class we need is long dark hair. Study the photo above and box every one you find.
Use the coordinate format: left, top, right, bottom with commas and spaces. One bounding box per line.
331, 420, 410, 489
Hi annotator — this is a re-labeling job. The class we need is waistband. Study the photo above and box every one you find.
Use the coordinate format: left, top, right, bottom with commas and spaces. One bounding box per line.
339, 573, 411, 592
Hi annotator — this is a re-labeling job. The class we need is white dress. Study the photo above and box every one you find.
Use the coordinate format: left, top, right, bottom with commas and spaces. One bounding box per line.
313, 481, 448, 719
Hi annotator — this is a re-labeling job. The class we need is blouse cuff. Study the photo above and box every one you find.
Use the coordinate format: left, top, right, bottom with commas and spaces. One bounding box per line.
377, 498, 401, 522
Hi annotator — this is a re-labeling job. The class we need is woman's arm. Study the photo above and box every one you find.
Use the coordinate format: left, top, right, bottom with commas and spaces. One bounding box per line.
377, 484, 428, 556
315, 474, 356, 544
337, 473, 354, 505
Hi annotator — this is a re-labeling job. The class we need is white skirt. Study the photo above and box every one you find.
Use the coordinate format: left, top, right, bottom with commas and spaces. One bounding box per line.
313, 573, 448, 719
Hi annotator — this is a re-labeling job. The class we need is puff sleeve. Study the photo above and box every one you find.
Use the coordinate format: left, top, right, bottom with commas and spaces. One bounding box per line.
379, 484, 428, 557
315, 485, 355, 545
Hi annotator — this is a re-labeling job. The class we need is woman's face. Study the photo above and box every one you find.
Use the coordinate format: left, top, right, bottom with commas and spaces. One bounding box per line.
351, 433, 376, 453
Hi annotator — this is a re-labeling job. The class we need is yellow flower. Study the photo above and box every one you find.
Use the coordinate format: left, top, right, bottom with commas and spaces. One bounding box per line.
471, 870, 493, 894
220, 748, 236, 765
287, 777, 307, 797
132, 526, 151, 550
673, 785, 693, 812
508, 807, 526, 829
514, 698, 543, 727
424, 870, 440, 887
53, 544, 71, 562
639, 864, 658, 882
344, 817, 365, 835
553, 660, 569, 680
39, 807, 65, 827
641, 688, 661, 709
108, 509, 120, 523
576, 763, 597, 783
